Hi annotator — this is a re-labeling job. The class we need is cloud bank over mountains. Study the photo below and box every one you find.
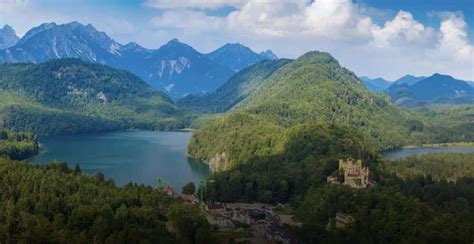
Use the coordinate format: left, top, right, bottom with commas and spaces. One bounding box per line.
1, 0, 473, 80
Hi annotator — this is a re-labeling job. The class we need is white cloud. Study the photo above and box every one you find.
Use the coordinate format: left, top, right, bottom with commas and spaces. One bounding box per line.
143, 0, 245, 9
303, 0, 372, 40
148, 0, 473, 80
371, 10, 435, 48
0, 0, 473, 80
436, 12, 473, 62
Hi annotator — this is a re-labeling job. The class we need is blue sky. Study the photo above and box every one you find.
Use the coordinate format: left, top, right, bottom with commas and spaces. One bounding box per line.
0, 0, 473, 80
359, 0, 474, 37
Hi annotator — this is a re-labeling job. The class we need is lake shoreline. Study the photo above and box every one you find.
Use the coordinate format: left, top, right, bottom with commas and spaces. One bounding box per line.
383, 145, 474, 160
31, 131, 210, 191
402, 142, 474, 149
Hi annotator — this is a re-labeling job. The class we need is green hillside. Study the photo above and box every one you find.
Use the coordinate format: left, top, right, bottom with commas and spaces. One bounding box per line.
0, 59, 189, 134
178, 59, 291, 113
188, 52, 437, 170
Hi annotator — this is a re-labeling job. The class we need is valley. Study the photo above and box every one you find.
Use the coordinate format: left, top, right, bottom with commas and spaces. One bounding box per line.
32, 131, 209, 190
0, 9, 473, 243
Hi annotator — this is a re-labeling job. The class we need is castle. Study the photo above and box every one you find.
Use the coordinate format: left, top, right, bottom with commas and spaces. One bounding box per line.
327, 158, 370, 188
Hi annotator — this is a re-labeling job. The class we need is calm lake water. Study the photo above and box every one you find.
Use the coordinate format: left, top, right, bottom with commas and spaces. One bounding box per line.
31, 131, 210, 192
383, 146, 474, 159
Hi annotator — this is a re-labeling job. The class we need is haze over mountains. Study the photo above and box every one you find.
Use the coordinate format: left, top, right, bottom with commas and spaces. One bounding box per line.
0, 22, 276, 98
361, 73, 474, 107
387, 74, 474, 107
1, 21, 472, 107
0, 25, 19, 49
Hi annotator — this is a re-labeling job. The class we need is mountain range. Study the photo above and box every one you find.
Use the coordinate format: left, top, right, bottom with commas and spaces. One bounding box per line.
386, 74, 474, 107
360, 75, 428, 92
0, 22, 277, 98
361, 73, 473, 107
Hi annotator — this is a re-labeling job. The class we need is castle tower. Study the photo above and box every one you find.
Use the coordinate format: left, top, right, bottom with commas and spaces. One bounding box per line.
338, 158, 370, 188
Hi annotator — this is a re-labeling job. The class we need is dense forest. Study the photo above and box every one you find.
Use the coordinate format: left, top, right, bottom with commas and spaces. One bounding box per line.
0, 132, 210, 243
197, 122, 474, 243
383, 152, 474, 182
0, 59, 192, 135
0, 129, 38, 160
188, 52, 472, 171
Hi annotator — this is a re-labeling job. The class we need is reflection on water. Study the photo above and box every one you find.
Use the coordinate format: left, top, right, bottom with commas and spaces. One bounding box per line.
31, 131, 210, 192
383, 146, 474, 160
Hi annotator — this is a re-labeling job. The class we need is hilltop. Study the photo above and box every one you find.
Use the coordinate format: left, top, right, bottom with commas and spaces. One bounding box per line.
187, 51, 434, 170
0, 59, 188, 134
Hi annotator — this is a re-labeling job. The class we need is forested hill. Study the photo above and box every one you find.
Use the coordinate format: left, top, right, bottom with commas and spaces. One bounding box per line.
188, 51, 469, 171
0, 59, 189, 134
177, 59, 292, 113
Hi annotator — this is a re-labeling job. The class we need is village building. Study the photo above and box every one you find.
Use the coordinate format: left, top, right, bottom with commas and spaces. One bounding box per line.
335, 212, 355, 229
162, 186, 176, 196
180, 194, 199, 204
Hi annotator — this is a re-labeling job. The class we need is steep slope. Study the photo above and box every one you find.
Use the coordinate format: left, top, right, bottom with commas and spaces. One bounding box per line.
0, 22, 122, 64
0, 59, 187, 134
359, 76, 392, 92
188, 51, 428, 171
177, 59, 291, 113
0, 25, 19, 49
0, 22, 241, 98
145, 39, 234, 98
206, 43, 277, 71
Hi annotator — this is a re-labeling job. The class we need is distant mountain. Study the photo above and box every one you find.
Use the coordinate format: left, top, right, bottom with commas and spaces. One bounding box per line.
0, 22, 276, 98
0, 22, 123, 64
394, 74, 426, 86
205, 43, 277, 72
146, 39, 235, 98
0, 25, 19, 49
386, 73, 474, 107
259, 50, 278, 60
359, 76, 392, 92
178, 59, 291, 113
0, 59, 187, 134
411, 74, 473, 100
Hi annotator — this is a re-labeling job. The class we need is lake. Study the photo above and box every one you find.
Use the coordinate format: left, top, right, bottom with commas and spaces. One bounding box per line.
31, 131, 210, 192
383, 146, 474, 159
